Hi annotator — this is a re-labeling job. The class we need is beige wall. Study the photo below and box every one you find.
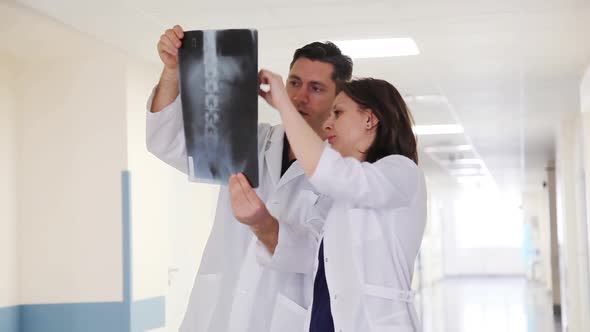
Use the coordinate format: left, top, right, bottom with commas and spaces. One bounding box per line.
17, 53, 128, 304
0, 55, 19, 308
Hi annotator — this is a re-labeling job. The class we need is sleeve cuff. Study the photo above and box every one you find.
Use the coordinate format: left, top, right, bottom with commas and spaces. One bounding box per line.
146, 86, 181, 119
254, 223, 291, 268
255, 240, 273, 267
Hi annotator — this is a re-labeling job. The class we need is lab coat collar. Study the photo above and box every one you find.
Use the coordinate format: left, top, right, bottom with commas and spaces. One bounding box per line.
277, 160, 305, 191
264, 125, 306, 191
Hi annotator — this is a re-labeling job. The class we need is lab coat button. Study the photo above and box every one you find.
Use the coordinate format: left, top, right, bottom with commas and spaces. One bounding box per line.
324, 257, 328, 263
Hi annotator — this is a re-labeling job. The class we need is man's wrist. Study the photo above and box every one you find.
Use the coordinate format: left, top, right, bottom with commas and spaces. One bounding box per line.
161, 67, 179, 82
251, 215, 279, 254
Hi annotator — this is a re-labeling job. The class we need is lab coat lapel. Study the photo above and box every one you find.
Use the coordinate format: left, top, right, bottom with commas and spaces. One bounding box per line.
264, 125, 284, 189
276, 160, 305, 191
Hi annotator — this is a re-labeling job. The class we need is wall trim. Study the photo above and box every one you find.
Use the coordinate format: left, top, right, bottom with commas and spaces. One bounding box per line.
0, 171, 165, 332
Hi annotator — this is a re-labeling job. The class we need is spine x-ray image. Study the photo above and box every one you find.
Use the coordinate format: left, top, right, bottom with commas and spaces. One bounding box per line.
178, 29, 259, 187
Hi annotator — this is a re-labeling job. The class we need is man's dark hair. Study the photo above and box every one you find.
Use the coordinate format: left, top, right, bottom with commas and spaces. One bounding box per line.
290, 42, 353, 84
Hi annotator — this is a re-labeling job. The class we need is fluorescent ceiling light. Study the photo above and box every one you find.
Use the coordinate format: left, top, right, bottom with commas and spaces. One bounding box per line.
441, 158, 484, 166
333, 38, 419, 58
450, 169, 485, 176
413, 124, 464, 135
424, 145, 472, 153
405, 95, 447, 104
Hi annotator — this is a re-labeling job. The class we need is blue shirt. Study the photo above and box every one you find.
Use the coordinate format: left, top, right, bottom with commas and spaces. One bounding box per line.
309, 240, 335, 332
281, 136, 334, 331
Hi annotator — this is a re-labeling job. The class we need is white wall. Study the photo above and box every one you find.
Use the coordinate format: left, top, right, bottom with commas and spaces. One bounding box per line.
583, 68, 590, 306
555, 111, 590, 332
521, 190, 553, 291
577, 67, 590, 331
16, 52, 128, 304
0, 55, 19, 308
578, 112, 590, 331
581, 65, 590, 114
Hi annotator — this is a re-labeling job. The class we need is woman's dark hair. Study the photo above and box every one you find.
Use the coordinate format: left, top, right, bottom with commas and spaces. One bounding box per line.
340, 78, 418, 164
290, 41, 353, 86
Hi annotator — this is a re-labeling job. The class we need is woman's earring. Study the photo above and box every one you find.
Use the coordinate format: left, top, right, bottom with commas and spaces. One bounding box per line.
366, 123, 371, 129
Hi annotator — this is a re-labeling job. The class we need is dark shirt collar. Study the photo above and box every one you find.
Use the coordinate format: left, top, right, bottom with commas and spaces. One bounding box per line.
280, 134, 297, 177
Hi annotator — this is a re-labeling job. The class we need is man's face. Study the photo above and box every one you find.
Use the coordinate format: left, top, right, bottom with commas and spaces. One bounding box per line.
286, 58, 338, 139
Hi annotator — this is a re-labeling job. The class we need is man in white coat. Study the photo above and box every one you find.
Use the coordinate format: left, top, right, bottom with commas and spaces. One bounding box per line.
146, 25, 353, 332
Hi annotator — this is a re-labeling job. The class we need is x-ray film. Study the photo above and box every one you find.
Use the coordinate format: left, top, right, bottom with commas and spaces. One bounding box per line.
178, 29, 259, 187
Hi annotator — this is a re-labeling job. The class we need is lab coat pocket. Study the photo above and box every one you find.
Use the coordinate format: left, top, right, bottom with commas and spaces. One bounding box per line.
362, 283, 413, 330
269, 293, 309, 332
182, 274, 222, 332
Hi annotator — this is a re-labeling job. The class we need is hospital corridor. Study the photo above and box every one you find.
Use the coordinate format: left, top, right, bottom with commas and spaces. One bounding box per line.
2, 0, 590, 331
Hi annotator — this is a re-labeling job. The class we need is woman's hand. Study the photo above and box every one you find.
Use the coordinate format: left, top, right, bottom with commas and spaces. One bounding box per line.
258, 69, 296, 114
259, 69, 325, 178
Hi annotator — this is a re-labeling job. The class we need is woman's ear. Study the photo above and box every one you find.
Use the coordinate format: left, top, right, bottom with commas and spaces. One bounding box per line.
365, 110, 379, 130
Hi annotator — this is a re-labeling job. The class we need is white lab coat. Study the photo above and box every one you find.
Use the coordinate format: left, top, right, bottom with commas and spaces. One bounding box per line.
267, 145, 427, 332
146, 94, 330, 332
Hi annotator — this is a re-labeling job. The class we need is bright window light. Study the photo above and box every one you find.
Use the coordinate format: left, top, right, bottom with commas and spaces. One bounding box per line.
454, 187, 523, 249
413, 124, 464, 135
333, 38, 420, 58
456, 175, 494, 187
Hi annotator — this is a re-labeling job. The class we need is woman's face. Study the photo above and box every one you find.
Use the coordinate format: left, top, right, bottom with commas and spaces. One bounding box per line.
323, 92, 378, 161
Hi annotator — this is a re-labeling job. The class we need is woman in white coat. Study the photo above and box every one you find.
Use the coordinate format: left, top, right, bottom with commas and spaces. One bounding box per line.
255, 70, 427, 332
